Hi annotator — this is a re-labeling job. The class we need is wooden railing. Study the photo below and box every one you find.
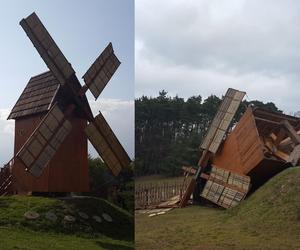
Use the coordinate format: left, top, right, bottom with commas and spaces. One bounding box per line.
0, 158, 14, 196
135, 181, 188, 209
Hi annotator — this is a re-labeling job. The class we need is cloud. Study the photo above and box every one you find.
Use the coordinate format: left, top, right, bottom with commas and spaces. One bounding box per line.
136, 0, 300, 113
0, 108, 14, 165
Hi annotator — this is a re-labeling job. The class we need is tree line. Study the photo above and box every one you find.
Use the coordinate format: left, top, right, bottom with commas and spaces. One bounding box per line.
135, 90, 280, 177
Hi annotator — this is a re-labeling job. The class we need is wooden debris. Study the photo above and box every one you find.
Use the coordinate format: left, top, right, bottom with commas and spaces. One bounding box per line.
157, 195, 180, 208
200, 166, 250, 209
281, 120, 300, 145
146, 208, 173, 217
288, 144, 300, 166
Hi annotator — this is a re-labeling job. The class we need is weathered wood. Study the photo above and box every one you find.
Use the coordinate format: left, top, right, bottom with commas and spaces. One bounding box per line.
182, 166, 197, 175
281, 120, 300, 145
273, 129, 286, 146
135, 181, 188, 209
213, 107, 265, 174
179, 150, 209, 207
288, 144, 300, 166
254, 117, 281, 126
12, 114, 89, 192
8, 72, 60, 120
200, 172, 248, 193
264, 137, 289, 161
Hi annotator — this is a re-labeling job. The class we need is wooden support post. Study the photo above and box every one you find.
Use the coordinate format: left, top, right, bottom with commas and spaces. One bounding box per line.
179, 150, 210, 208
288, 144, 300, 166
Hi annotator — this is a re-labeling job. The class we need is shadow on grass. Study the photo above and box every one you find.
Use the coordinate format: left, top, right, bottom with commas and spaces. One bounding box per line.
96, 241, 133, 250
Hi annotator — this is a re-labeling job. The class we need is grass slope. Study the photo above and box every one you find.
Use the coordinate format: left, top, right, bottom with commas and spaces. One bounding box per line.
0, 196, 133, 250
136, 167, 300, 250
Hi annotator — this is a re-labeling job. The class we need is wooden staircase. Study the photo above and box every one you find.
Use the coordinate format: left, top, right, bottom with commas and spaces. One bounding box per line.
0, 158, 14, 196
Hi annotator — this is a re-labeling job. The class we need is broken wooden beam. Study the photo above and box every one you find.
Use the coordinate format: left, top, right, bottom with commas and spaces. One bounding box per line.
281, 120, 300, 145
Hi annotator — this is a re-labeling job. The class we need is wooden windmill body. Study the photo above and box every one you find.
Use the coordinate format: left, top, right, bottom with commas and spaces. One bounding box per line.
180, 88, 300, 209
9, 71, 90, 193
0, 12, 130, 195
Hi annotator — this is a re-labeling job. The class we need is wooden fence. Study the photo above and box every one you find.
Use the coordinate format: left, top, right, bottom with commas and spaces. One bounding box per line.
135, 181, 188, 208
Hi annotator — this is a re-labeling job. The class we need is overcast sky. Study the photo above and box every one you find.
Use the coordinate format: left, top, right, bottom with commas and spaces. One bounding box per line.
136, 0, 300, 115
0, 0, 134, 165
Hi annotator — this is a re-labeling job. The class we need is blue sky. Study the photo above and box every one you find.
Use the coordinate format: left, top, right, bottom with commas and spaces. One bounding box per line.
0, 0, 134, 165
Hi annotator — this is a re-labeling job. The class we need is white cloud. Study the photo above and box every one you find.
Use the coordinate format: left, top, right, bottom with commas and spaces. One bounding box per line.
0, 108, 14, 165
88, 98, 134, 159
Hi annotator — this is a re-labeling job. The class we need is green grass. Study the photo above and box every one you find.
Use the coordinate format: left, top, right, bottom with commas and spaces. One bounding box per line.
0, 195, 133, 250
135, 167, 300, 250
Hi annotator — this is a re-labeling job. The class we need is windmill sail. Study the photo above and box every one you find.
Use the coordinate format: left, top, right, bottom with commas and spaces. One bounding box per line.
200, 166, 250, 208
201, 88, 245, 153
85, 112, 130, 176
16, 104, 72, 177
180, 88, 245, 207
82, 43, 121, 99
20, 12, 75, 85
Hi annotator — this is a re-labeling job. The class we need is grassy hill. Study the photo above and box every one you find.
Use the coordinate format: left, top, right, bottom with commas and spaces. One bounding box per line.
136, 167, 300, 250
0, 196, 133, 250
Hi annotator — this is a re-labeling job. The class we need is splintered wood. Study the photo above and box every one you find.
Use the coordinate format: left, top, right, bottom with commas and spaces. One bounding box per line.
262, 119, 300, 165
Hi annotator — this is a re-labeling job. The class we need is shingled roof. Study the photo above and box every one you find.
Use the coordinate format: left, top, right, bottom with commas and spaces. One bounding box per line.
8, 71, 60, 119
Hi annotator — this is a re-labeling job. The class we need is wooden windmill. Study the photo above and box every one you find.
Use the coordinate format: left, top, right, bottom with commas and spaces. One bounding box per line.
180, 88, 300, 209
0, 12, 130, 195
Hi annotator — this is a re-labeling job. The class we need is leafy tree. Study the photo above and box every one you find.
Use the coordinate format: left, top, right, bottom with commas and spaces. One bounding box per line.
78, 155, 134, 214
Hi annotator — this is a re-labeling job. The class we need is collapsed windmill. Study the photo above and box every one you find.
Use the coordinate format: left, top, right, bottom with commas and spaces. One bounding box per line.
179, 88, 300, 208
0, 12, 130, 195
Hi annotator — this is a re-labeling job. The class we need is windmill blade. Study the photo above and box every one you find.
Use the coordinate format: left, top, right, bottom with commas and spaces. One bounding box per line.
201, 88, 245, 154
85, 112, 130, 176
20, 12, 75, 85
180, 88, 245, 207
16, 104, 72, 177
82, 43, 121, 99
200, 166, 250, 208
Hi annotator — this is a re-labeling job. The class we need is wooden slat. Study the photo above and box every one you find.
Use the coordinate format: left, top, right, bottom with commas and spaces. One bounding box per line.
20, 12, 75, 85
16, 104, 72, 177
201, 88, 245, 154
200, 166, 250, 208
82, 43, 120, 99
85, 112, 130, 176
8, 71, 60, 120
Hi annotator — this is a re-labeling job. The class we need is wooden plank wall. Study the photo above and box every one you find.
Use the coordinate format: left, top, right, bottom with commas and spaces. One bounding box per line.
212, 108, 265, 175
12, 113, 89, 192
